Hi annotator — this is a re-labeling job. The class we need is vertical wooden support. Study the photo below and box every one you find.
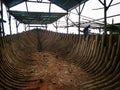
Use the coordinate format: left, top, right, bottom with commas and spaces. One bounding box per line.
76, 2, 85, 35
24, 24, 26, 31
0, 0, 5, 37
28, 24, 30, 30
25, 1, 29, 12
46, 24, 47, 30
16, 21, 20, 33
55, 21, 58, 32
49, 1, 51, 13
0, 0, 2, 37
52, 23, 58, 32
0, 0, 2, 49
16, 20, 18, 33
8, 12, 12, 35
78, 4, 80, 35
104, 0, 107, 33
98, 0, 113, 34
67, 11, 69, 34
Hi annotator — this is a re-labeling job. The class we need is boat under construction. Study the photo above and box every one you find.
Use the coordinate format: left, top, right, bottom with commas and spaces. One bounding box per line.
0, 0, 120, 90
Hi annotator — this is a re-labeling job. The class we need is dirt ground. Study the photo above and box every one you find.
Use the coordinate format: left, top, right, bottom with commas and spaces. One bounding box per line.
23, 51, 89, 90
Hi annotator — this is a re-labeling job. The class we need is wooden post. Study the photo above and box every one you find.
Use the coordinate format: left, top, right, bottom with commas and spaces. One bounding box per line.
78, 4, 81, 35
8, 13, 12, 35
67, 11, 69, 34
104, 0, 107, 34
0, 0, 5, 37
99, 0, 113, 34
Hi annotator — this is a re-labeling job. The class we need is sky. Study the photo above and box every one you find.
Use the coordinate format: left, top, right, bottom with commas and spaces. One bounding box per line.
2, 0, 120, 35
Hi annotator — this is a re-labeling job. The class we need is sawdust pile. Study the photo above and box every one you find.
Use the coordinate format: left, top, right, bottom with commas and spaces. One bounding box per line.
24, 51, 89, 90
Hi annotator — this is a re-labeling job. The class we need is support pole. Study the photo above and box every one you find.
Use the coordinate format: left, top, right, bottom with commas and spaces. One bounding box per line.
24, 24, 27, 31
98, 0, 113, 34
49, 1, 51, 13
25, 1, 29, 12
16, 20, 18, 33
104, 0, 107, 33
0, 0, 5, 37
16, 20, 20, 34
8, 13, 12, 35
55, 21, 58, 32
66, 11, 69, 34
76, 2, 85, 35
52, 23, 58, 32
45, 24, 47, 30
0, 0, 2, 37
28, 24, 30, 30
78, 4, 81, 35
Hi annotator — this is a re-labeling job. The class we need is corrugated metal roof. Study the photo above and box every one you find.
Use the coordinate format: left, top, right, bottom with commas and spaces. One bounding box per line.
49, 0, 88, 11
3, 0, 26, 8
3, 0, 88, 10
9, 11, 67, 24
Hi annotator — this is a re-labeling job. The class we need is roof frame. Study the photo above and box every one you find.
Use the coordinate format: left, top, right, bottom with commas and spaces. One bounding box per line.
48, 0, 88, 11
3, 0, 88, 11
8, 10, 67, 24
3, 0, 27, 8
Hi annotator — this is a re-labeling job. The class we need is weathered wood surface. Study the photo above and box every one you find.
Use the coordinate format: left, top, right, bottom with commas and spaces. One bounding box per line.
0, 29, 120, 90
